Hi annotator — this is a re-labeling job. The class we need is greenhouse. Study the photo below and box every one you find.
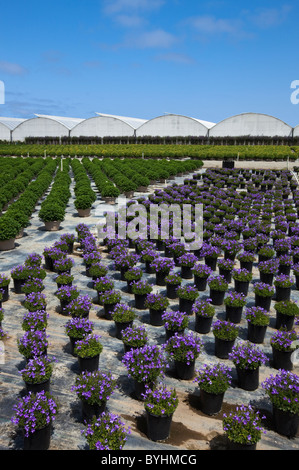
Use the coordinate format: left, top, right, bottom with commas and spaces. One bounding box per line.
70, 113, 145, 138
135, 114, 215, 138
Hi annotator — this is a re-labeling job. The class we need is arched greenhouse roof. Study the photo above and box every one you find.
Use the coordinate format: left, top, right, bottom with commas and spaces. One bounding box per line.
135, 114, 212, 137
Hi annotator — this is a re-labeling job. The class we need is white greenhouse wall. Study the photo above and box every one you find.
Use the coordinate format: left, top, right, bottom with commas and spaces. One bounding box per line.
209, 113, 293, 138
70, 116, 135, 138
0, 123, 11, 141
12, 118, 69, 142
293, 125, 299, 137
136, 115, 209, 137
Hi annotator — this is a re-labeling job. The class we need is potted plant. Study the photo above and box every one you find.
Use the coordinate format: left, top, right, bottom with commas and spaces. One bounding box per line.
122, 343, 167, 400
20, 355, 54, 394
274, 299, 298, 331
194, 362, 232, 415
65, 316, 94, 356
21, 310, 48, 332
71, 370, 117, 423
192, 263, 212, 290
23, 292, 47, 312
237, 251, 256, 272
253, 282, 275, 311
111, 303, 136, 339
208, 275, 228, 305
258, 245, 275, 263
278, 254, 293, 276
177, 252, 198, 279
74, 333, 103, 373
150, 257, 175, 285
163, 332, 203, 380
121, 324, 148, 354
87, 262, 108, 280
261, 370, 299, 438
59, 232, 75, 253
99, 289, 122, 320
53, 256, 74, 275
124, 266, 143, 293
142, 383, 179, 442
0, 217, 21, 251
231, 268, 252, 296
10, 265, 30, 294
55, 285, 80, 312
24, 253, 43, 268
55, 272, 74, 288
11, 391, 59, 450
293, 262, 299, 289
212, 319, 239, 359
274, 274, 294, 301
162, 310, 189, 340
21, 278, 45, 295
0, 274, 10, 301
164, 272, 182, 299
131, 280, 153, 310
192, 298, 215, 334
145, 293, 170, 326
176, 285, 199, 315
217, 258, 235, 283
17, 329, 49, 362
201, 243, 221, 271
222, 404, 266, 450
224, 291, 246, 324
64, 294, 92, 319
81, 411, 130, 450
74, 194, 93, 217
270, 328, 299, 371
93, 276, 114, 302
228, 341, 268, 391
39, 203, 65, 231
140, 248, 158, 274
257, 259, 279, 285
244, 306, 270, 344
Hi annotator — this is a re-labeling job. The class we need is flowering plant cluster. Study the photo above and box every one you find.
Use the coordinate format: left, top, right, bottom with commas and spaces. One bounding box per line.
131, 280, 153, 296
20, 355, 55, 384
21, 278, 45, 295
17, 330, 49, 359
22, 310, 48, 331
232, 268, 253, 282
208, 275, 229, 292
274, 238, 291, 252
11, 391, 59, 437
278, 254, 293, 267
55, 285, 80, 302
163, 332, 203, 365
274, 274, 294, 288
217, 258, 235, 271
178, 252, 198, 267
270, 328, 299, 352
27, 266, 47, 280
258, 259, 279, 274
237, 251, 256, 262
88, 262, 108, 279
24, 253, 43, 268
74, 333, 103, 358
244, 306, 270, 326
0, 274, 10, 287
82, 251, 101, 266
228, 341, 268, 370
140, 248, 159, 263
111, 303, 136, 322
162, 310, 189, 331
201, 243, 221, 259
253, 282, 275, 297
192, 263, 212, 278
192, 298, 215, 318
222, 239, 243, 256
65, 317, 94, 339
124, 266, 143, 282
93, 276, 114, 294
121, 324, 148, 349
72, 370, 117, 405
222, 404, 266, 446
122, 343, 167, 383
10, 264, 30, 280
224, 291, 246, 307
142, 383, 179, 417
114, 252, 140, 270
261, 370, 299, 415
64, 294, 92, 317
55, 272, 74, 286
81, 412, 130, 450
258, 245, 275, 258
164, 272, 182, 285
274, 300, 299, 317
212, 319, 239, 341
176, 285, 199, 301
194, 362, 232, 394
53, 257, 74, 273
150, 256, 175, 273
99, 289, 122, 306
145, 293, 169, 311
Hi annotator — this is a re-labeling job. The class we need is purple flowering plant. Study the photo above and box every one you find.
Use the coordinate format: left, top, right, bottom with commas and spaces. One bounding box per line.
124, 266, 143, 282
23, 292, 47, 312
21, 278, 45, 294
24, 253, 43, 268
0, 274, 10, 287
131, 280, 153, 296
194, 362, 232, 394
237, 251, 256, 262
257, 245, 275, 258
17, 329, 49, 359
261, 370, 299, 415
145, 293, 169, 311
22, 310, 49, 331
224, 291, 247, 307
74, 333, 103, 359
82, 251, 101, 266
232, 268, 253, 282
65, 316, 94, 340
142, 383, 179, 417
99, 289, 122, 305
81, 411, 130, 450
164, 272, 182, 285
178, 252, 198, 268
270, 328, 299, 352
222, 404, 266, 446
55, 285, 80, 302
88, 262, 109, 278
121, 324, 148, 348
72, 370, 117, 406
217, 258, 235, 271
228, 341, 268, 370
212, 319, 239, 341
11, 391, 59, 438
53, 256, 74, 273
278, 254, 293, 267
64, 294, 92, 317
20, 355, 55, 384
93, 276, 114, 294
192, 298, 215, 318
257, 259, 279, 274
111, 303, 136, 322
192, 263, 212, 278
163, 332, 203, 365
162, 310, 189, 331
150, 256, 175, 273
201, 243, 221, 259
274, 274, 294, 288
208, 275, 229, 292
55, 272, 74, 286
10, 264, 30, 280
176, 285, 199, 301
253, 282, 275, 297
122, 343, 168, 383
244, 306, 270, 326
274, 300, 299, 317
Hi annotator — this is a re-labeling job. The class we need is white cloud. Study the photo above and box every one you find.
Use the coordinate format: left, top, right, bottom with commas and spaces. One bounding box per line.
0, 61, 27, 76
249, 5, 292, 29
129, 29, 177, 48
188, 15, 243, 36
103, 0, 164, 15
156, 52, 195, 64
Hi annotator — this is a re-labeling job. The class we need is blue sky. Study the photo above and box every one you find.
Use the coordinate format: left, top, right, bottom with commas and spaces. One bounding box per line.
0, 0, 299, 126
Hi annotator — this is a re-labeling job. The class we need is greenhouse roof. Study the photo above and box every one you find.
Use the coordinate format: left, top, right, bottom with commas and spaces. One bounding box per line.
35, 114, 85, 130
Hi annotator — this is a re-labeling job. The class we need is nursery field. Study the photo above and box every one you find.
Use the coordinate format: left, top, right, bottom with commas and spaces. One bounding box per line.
0, 158, 298, 452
